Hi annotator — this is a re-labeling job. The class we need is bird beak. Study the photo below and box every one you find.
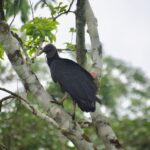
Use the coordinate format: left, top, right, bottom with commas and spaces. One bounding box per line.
39, 49, 45, 55
31, 49, 44, 62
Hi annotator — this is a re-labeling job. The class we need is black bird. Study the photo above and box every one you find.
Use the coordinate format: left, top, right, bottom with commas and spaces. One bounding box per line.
43, 44, 97, 113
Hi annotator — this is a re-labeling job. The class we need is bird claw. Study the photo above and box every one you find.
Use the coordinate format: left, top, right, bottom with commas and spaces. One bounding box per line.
51, 93, 68, 106
59, 92, 68, 104
51, 100, 64, 106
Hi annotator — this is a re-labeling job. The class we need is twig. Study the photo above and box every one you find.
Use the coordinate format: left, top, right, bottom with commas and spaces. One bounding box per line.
31, 50, 44, 62
0, 95, 15, 112
0, 87, 34, 108
67, 0, 75, 12
57, 48, 72, 52
54, 0, 75, 20
0, 95, 15, 103
28, 0, 34, 20
0, 143, 8, 150
41, 0, 49, 7
9, 0, 17, 27
0, 87, 59, 128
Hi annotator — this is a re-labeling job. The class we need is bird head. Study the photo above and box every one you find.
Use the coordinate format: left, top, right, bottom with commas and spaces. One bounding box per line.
43, 44, 57, 58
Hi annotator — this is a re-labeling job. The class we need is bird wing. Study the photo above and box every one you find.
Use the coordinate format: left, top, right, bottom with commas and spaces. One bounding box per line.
50, 59, 97, 112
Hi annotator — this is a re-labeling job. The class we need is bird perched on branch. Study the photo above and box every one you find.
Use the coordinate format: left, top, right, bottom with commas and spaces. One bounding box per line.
43, 44, 98, 118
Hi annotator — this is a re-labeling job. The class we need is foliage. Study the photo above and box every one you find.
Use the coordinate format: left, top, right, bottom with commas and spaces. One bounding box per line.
64, 27, 76, 51
113, 117, 150, 150
1, 55, 150, 150
100, 56, 150, 111
0, 43, 4, 60
35, 1, 68, 19
0, 0, 150, 150
48, 2, 68, 19
0, 101, 73, 150
69, 27, 76, 33
65, 42, 76, 51
4, 0, 29, 23
21, 17, 58, 56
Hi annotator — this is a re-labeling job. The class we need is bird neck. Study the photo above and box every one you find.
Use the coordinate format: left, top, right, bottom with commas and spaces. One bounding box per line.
46, 52, 59, 65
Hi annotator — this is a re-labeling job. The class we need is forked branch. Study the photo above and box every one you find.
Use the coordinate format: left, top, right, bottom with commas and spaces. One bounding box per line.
0, 87, 59, 128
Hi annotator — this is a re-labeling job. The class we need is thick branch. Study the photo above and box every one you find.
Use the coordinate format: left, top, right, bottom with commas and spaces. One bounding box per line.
85, 0, 102, 77
0, 21, 96, 150
85, 0, 123, 150
76, 0, 86, 66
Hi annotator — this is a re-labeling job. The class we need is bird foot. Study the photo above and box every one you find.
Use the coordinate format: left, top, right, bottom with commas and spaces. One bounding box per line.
59, 92, 68, 104
66, 112, 77, 129
51, 93, 68, 106
51, 100, 64, 106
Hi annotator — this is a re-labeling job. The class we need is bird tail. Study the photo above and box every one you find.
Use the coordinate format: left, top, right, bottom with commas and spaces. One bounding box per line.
76, 98, 96, 112
76, 96, 102, 112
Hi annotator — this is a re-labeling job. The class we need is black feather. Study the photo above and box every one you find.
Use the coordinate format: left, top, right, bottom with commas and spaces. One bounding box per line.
44, 44, 97, 112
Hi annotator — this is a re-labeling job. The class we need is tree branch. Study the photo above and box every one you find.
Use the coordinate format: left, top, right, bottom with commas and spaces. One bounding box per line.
41, 0, 49, 7
0, 87, 59, 128
0, 143, 7, 150
0, 87, 37, 110
85, 0, 102, 77
0, 95, 15, 103
85, 0, 123, 150
0, 95, 15, 112
0, 95, 14, 112
0, 21, 96, 150
28, 0, 34, 20
9, 0, 17, 27
54, 0, 75, 20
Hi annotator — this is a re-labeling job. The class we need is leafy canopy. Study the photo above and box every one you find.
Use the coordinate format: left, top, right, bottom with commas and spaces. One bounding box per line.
0, 0, 150, 150
21, 17, 58, 56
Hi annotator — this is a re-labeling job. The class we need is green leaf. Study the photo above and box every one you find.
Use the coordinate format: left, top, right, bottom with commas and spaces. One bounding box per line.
11, 27, 18, 32
21, 17, 58, 56
69, 27, 76, 33
65, 42, 76, 51
4, 0, 30, 23
0, 43, 4, 60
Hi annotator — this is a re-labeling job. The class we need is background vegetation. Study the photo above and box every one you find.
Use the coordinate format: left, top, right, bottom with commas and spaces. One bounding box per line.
0, 0, 150, 150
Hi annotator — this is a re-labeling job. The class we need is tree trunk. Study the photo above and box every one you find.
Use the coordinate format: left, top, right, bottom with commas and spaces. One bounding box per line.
0, 0, 124, 149
76, 0, 86, 66
85, 1, 123, 150
0, 21, 96, 150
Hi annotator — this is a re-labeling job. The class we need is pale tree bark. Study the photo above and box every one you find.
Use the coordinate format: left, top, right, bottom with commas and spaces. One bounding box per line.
85, 0, 124, 150
0, 21, 96, 150
0, 0, 124, 149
